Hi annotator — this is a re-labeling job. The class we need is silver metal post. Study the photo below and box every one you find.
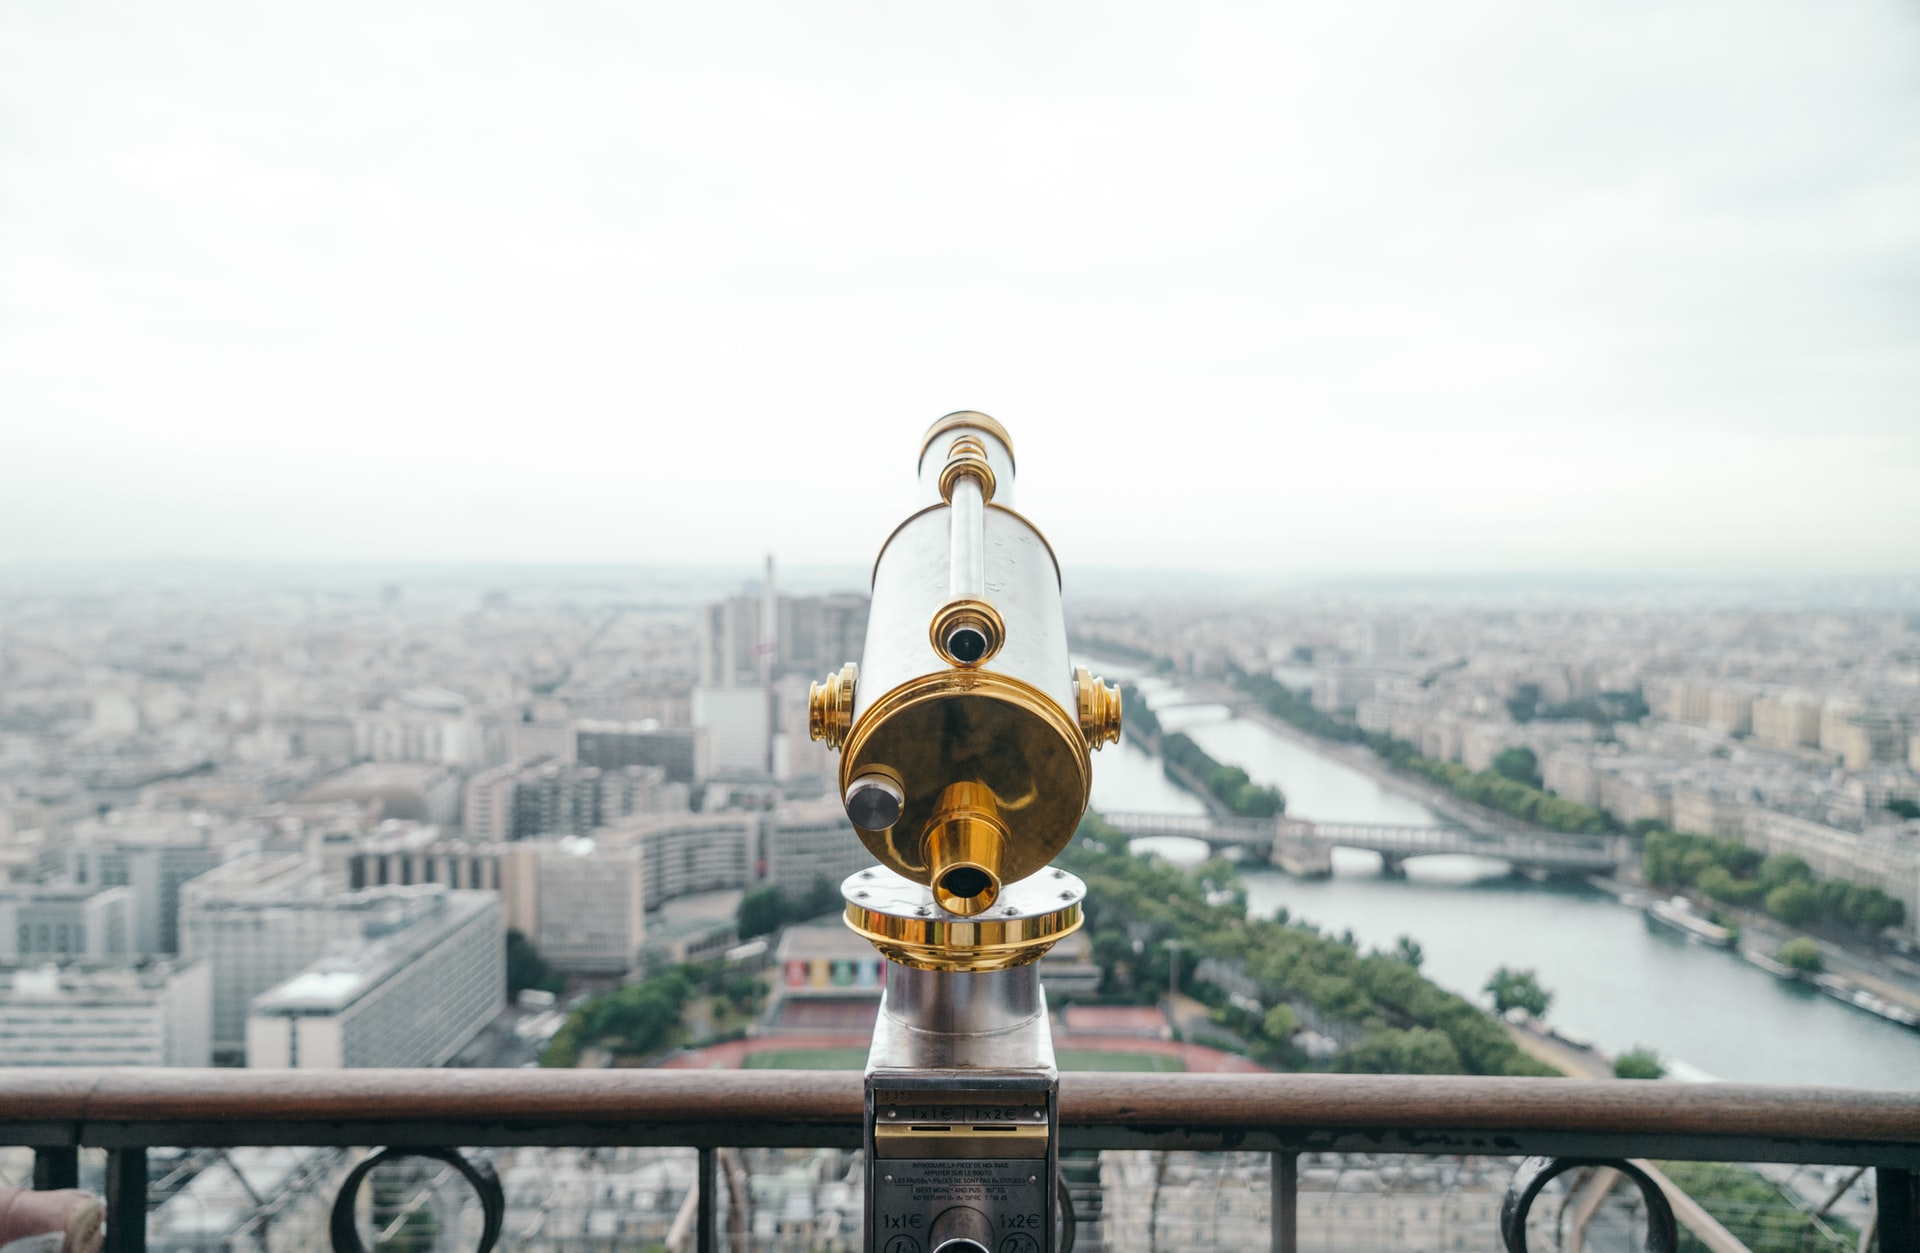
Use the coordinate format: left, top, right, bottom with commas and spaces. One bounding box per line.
948, 473, 985, 604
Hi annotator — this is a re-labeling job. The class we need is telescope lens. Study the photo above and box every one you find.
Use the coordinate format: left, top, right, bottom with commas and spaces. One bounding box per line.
946, 626, 988, 663
938, 866, 993, 901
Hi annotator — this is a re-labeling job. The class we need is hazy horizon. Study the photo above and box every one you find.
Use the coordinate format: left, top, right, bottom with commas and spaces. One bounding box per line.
5, 0, 1918, 574
5, 557, 1917, 613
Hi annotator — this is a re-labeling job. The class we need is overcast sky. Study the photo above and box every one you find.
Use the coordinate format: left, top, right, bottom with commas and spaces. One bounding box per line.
2, 1, 1916, 577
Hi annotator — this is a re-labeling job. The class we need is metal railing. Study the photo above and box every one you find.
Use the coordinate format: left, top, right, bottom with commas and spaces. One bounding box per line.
7, 1069, 1918, 1252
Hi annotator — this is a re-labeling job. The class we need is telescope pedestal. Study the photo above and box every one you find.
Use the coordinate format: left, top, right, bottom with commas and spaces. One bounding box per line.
845, 867, 1084, 1253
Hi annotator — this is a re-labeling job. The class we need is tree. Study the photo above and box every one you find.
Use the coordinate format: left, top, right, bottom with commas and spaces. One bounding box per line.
1492, 746, 1542, 788
1841, 886, 1904, 936
1765, 881, 1822, 927
1394, 935, 1425, 969
1484, 967, 1552, 1018
1614, 1047, 1665, 1080
506, 929, 562, 998
1696, 866, 1763, 907
1338, 1027, 1463, 1075
1776, 938, 1823, 974
1887, 798, 1920, 821
1262, 1004, 1300, 1041
736, 887, 786, 939
799, 874, 841, 921
1758, 854, 1813, 892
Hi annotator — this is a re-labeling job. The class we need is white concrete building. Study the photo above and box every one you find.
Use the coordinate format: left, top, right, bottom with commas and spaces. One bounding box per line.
0, 884, 135, 962
606, 812, 756, 910
765, 800, 871, 899
300, 762, 461, 827
183, 855, 504, 1063
0, 961, 211, 1066
463, 761, 519, 842
1753, 691, 1823, 750
350, 686, 478, 766
531, 839, 645, 975
180, 855, 345, 1059
692, 686, 771, 776
63, 820, 224, 955
246, 889, 502, 1068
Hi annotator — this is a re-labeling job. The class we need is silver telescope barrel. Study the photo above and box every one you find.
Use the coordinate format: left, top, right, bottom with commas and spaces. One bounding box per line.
825, 414, 1102, 1253
810, 412, 1121, 919
947, 471, 986, 618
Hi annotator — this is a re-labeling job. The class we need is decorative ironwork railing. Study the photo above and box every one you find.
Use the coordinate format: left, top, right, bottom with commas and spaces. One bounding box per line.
7, 1069, 1917, 1252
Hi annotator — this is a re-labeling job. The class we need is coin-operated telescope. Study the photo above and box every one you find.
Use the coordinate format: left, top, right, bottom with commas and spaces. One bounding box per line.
809, 413, 1121, 1253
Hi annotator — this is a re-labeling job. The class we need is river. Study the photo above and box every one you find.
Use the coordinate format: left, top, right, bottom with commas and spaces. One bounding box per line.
1084, 666, 1920, 1090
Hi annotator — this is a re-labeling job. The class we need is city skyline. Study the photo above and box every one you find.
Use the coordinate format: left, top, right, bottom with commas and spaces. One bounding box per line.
4, 0, 1918, 574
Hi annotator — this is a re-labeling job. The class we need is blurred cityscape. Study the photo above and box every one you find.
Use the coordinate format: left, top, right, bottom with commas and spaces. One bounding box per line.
1, 564, 1916, 1249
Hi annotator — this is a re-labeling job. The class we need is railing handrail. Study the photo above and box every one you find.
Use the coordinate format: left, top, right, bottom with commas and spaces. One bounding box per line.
3, 1070, 1917, 1166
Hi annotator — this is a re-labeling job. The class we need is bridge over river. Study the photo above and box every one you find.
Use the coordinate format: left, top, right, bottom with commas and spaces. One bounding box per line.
1100, 810, 1629, 878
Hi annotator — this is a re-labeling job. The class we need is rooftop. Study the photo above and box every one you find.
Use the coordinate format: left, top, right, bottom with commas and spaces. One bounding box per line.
250, 889, 495, 1016
0, 960, 201, 1004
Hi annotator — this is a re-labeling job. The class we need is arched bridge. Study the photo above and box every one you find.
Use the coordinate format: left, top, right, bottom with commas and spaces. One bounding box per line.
1099, 811, 1627, 878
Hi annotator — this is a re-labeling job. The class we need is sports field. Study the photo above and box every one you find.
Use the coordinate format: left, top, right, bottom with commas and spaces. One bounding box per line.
742, 1048, 867, 1070
1053, 1050, 1185, 1072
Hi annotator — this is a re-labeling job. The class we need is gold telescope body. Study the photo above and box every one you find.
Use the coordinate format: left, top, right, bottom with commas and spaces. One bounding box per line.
809, 413, 1120, 948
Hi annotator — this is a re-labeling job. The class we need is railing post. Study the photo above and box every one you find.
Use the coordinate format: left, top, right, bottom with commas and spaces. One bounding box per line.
1880, 1167, 1917, 1252
1271, 1151, 1297, 1253
696, 1146, 717, 1253
104, 1148, 146, 1253
32, 1147, 79, 1192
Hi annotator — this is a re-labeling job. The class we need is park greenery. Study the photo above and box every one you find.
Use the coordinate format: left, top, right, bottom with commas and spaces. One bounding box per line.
1492, 745, 1544, 788
372, 1172, 439, 1252
1483, 966, 1553, 1018
1061, 814, 1557, 1077
507, 929, 565, 999
1376, 737, 1610, 834
1612, 1047, 1665, 1080
1119, 682, 1160, 741
1506, 684, 1649, 727
1642, 829, 1906, 937
1230, 667, 1610, 834
736, 875, 843, 939
1160, 731, 1286, 819
1226, 666, 1911, 941
1657, 1161, 1856, 1253
1775, 937, 1824, 974
1235, 667, 1370, 745
540, 961, 764, 1068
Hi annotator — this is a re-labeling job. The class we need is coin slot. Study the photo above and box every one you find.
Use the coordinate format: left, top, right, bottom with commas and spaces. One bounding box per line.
971, 1125, 1018, 1132
909, 1125, 951, 1132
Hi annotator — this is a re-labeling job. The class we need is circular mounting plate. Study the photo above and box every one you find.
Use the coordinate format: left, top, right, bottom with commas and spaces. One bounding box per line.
842, 865, 1086, 972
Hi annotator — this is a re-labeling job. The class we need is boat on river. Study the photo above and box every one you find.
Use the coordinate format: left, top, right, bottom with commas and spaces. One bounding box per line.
1644, 896, 1735, 948
1812, 974, 1920, 1032
1740, 947, 1802, 981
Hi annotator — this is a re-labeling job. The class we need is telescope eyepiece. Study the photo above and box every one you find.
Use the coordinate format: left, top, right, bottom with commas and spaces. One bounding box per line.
945, 625, 988, 664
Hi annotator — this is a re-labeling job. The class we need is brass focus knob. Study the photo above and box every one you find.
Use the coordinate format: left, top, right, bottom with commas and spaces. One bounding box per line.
1075, 665, 1122, 750
936, 434, 997, 503
808, 662, 858, 748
